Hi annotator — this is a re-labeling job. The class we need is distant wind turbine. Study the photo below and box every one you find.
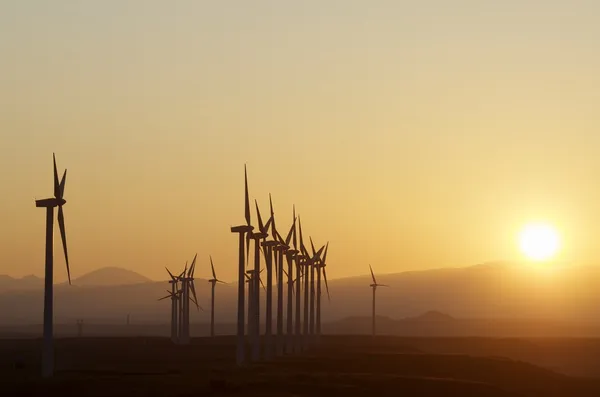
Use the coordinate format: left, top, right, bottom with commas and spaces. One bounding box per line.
208, 256, 226, 338
250, 200, 270, 361
298, 218, 311, 351
35, 154, 71, 378
268, 194, 287, 356
369, 265, 388, 337
163, 266, 181, 343
230, 165, 254, 366
180, 254, 200, 345
158, 287, 182, 342
315, 242, 330, 342
281, 213, 297, 354
309, 237, 325, 345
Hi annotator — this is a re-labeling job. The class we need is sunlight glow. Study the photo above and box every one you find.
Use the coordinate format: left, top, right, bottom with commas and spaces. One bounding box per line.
519, 223, 561, 261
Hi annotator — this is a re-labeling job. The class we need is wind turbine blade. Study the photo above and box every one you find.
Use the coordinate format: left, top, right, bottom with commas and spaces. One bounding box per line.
166, 267, 177, 281
269, 193, 276, 236
57, 206, 71, 285
292, 206, 297, 249
158, 294, 171, 301
369, 265, 376, 284
255, 200, 265, 233
322, 242, 329, 264
210, 256, 216, 279
315, 245, 325, 261
265, 216, 273, 234
59, 169, 67, 199
244, 164, 251, 226
323, 267, 331, 302
310, 237, 316, 257
259, 276, 266, 292
216, 279, 227, 284
285, 218, 295, 246
189, 281, 200, 310
246, 232, 251, 268
378, 284, 390, 287
188, 254, 197, 277
298, 217, 304, 252
276, 230, 285, 245
53, 154, 60, 199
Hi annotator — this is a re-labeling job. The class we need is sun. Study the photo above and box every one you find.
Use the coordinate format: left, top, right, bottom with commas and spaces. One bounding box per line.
519, 223, 561, 261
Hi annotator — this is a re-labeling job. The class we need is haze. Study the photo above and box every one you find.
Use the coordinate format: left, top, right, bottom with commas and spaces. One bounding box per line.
1, 1, 600, 282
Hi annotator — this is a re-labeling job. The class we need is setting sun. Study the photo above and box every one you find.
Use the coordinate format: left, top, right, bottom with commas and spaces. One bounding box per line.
519, 223, 561, 261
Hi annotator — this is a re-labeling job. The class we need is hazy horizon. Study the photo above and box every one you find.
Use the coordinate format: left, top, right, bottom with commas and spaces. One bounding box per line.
2, 1, 600, 282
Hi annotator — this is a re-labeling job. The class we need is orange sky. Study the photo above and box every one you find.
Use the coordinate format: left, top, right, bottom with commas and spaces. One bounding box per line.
1, 1, 600, 282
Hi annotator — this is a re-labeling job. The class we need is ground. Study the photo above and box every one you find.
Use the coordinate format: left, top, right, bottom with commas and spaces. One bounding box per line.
2, 335, 600, 396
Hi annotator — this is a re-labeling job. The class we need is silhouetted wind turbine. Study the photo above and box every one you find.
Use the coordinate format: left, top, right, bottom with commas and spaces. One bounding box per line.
35, 154, 70, 378
230, 165, 254, 366
298, 218, 311, 350
316, 242, 330, 341
181, 254, 200, 344
176, 265, 186, 343
158, 287, 183, 342
262, 222, 279, 360
268, 195, 287, 356
246, 268, 265, 337
281, 213, 297, 354
250, 200, 270, 361
309, 237, 325, 345
165, 266, 181, 343
208, 256, 225, 337
293, 210, 304, 353
369, 265, 388, 337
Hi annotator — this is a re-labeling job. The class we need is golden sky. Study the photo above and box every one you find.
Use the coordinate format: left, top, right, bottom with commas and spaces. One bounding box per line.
1, 1, 599, 282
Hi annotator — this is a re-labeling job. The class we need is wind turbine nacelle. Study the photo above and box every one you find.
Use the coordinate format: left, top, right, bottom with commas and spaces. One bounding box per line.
35, 198, 65, 208
231, 225, 254, 233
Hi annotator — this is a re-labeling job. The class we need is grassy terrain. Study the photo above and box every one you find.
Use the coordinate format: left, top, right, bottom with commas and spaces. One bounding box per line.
2, 335, 600, 396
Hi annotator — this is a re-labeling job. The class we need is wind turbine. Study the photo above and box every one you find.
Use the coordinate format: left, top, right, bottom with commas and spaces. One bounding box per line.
281, 213, 297, 354
35, 154, 71, 378
262, 227, 279, 360
268, 195, 287, 356
158, 288, 182, 342
165, 266, 181, 343
298, 218, 311, 350
250, 200, 270, 361
316, 242, 330, 341
176, 265, 186, 343
230, 165, 254, 366
309, 237, 325, 345
208, 256, 225, 337
369, 265, 388, 337
180, 254, 200, 345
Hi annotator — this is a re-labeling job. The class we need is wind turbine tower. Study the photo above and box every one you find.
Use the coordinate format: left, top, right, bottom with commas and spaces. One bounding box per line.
208, 256, 225, 337
268, 195, 286, 356
369, 265, 388, 337
35, 154, 71, 378
230, 165, 254, 366
165, 267, 180, 343
316, 242, 330, 341
180, 255, 200, 345
282, 214, 297, 354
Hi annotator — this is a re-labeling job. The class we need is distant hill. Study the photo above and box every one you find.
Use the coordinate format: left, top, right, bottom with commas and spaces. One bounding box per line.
72, 267, 152, 286
3, 262, 600, 333
407, 310, 455, 322
0, 274, 43, 293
